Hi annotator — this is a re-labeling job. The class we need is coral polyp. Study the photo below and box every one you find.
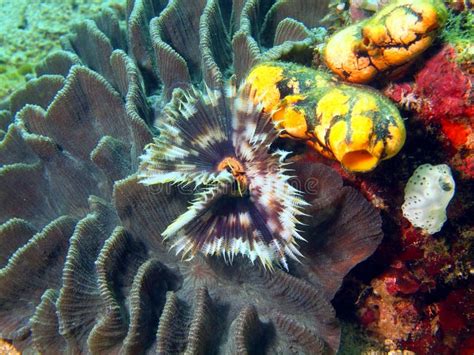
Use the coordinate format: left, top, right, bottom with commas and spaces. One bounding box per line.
139, 85, 307, 269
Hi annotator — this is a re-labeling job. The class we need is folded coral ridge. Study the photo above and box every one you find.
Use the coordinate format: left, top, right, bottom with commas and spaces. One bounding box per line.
0, 0, 384, 353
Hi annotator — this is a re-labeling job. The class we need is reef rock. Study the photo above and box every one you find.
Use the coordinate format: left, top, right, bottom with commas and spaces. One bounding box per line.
0, 1, 384, 353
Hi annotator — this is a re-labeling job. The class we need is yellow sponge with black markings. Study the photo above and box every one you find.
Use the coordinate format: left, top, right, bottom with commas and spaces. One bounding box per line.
246, 61, 406, 172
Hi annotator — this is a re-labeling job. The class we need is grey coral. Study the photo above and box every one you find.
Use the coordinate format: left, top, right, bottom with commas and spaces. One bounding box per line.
0, 0, 383, 354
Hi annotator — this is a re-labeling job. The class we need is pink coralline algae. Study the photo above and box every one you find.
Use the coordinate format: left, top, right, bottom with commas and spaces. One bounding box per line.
322, 107, 473, 353
414, 46, 473, 121
385, 44, 474, 178
299, 6, 474, 354
297, 119, 472, 353
356, 217, 473, 354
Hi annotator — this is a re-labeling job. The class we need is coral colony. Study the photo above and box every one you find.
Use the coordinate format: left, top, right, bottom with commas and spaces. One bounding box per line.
0, 0, 472, 353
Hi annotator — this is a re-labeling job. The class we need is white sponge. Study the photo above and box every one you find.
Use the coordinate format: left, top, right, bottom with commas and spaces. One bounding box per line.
402, 164, 455, 234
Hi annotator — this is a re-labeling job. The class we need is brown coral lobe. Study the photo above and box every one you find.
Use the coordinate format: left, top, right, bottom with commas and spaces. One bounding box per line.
0, 0, 384, 353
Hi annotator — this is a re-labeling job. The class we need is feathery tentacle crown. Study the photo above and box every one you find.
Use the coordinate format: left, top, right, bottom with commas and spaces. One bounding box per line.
138, 84, 308, 270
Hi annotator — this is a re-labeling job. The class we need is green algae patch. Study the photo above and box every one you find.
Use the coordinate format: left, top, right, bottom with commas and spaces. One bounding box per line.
0, 64, 27, 99
440, 9, 474, 65
338, 321, 384, 355
0, 0, 124, 100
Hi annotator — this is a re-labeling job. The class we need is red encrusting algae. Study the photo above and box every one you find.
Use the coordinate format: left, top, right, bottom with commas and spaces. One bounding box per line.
385, 44, 474, 178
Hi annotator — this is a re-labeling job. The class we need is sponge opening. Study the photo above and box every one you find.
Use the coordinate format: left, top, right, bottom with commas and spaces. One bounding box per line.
341, 150, 379, 172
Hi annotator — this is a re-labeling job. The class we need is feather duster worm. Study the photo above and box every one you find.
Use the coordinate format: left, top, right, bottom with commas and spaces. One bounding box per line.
138, 85, 308, 270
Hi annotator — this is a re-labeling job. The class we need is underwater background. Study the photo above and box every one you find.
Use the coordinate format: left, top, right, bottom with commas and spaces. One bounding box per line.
0, 0, 473, 354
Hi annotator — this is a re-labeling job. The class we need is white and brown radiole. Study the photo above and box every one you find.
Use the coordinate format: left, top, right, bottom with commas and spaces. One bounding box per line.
138, 85, 308, 270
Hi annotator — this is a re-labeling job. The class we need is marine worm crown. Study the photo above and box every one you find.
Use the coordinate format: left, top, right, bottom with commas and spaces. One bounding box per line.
138, 84, 309, 270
